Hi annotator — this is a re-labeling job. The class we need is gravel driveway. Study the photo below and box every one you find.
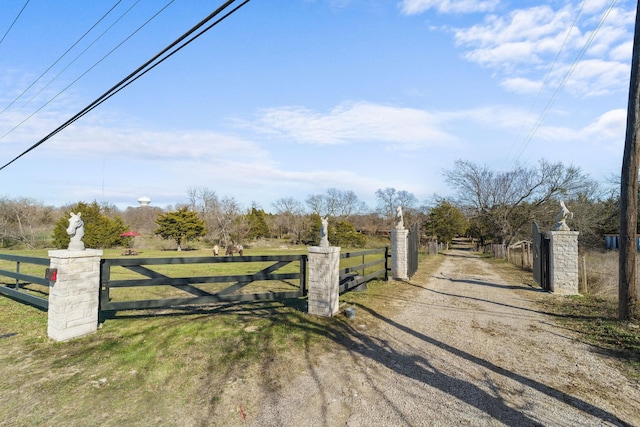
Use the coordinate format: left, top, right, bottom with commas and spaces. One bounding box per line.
232, 247, 640, 426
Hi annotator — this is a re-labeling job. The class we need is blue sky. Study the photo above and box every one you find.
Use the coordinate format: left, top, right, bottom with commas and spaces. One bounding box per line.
0, 0, 634, 212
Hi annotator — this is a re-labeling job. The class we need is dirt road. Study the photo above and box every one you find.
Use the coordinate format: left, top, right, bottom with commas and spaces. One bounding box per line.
247, 247, 640, 426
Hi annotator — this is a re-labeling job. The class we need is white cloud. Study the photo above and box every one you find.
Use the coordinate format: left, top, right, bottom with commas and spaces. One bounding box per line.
583, 108, 626, 141
500, 77, 543, 94
610, 40, 633, 62
536, 108, 626, 142
454, 5, 576, 63
448, 3, 635, 99
560, 59, 630, 97
253, 101, 457, 149
398, 0, 499, 15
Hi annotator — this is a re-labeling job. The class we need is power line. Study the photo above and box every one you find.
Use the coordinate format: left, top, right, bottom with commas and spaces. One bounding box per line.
505, 0, 587, 165
0, 0, 251, 172
512, 0, 619, 164
0, 0, 30, 45
0, 0, 170, 142
0, 1, 123, 117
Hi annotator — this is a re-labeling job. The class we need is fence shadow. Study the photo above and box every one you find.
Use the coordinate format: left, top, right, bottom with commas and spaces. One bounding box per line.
319, 304, 629, 426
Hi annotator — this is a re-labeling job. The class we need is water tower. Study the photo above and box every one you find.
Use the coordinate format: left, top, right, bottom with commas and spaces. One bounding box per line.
137, 196, 151, 207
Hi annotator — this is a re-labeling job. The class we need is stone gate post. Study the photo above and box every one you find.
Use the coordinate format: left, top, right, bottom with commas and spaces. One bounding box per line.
547, 230, 579, 295
391, 228, 409, 280
307, 246, 341, 317
47, 249, 102, 341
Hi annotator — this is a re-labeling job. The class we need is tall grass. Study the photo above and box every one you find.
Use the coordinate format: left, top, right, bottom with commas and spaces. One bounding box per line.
580, 250, 621, 299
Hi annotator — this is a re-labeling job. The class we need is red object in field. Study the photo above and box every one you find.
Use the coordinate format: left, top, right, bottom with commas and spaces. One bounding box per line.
119, 231, 141, 237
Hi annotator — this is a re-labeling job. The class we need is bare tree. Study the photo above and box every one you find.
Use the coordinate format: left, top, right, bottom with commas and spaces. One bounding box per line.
215, 196, 242, 247
375, 187, 418, 227
121, 205, 164, 235
306, 189, 368, 219
444, 159, 593, 245
272, 197, 305, 243
305, 194, 325, 216
0, 197, 56, 249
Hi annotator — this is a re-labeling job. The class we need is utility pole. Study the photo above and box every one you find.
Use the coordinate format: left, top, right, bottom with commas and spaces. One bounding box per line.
619, 1, 640, 321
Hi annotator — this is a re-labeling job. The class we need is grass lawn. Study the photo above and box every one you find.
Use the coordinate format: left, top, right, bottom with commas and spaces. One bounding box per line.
0, 245, 421, 426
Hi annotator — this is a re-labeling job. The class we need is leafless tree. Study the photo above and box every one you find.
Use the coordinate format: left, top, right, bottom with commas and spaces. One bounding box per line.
307, 188, 369, 219
272, 197, 305, 243
444, 159, 594, 245
0, 197, 56, 248
305, 194, 325, 216
375, 187, 418, 227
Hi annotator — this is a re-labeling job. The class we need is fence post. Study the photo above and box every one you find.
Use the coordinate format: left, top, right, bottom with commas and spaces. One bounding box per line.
384, 246, 389, 281
307, 246, 340, 317
391, 228, 409, 280
47, 249, 103, 341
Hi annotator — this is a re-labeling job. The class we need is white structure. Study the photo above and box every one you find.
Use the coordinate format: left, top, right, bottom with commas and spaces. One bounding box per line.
391, 228, 409, 280
548, 230, 579, 295
307, 246, 341, 317
47, 249, 103, 341
137, 196, 151, 207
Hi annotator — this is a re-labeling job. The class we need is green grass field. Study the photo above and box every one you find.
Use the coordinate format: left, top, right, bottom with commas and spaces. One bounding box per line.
0, 246, 437, 426
0, 246, 387, 308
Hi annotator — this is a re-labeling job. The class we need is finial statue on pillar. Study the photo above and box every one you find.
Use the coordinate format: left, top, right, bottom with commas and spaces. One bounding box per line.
66, 212, 85, 251
319, 216, 329, 247
553, 201, 573, 231
395, 206, 404, 230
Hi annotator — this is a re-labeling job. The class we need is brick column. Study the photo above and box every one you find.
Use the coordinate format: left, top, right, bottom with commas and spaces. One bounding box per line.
307, 246, 340, 317
547, 231, 579, 295
391, 228, 409, 280
47, 249, 102, 341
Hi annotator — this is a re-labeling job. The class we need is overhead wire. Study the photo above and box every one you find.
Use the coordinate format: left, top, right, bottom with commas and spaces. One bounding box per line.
0, 0, 169, 141
504, 0, 587, 165
511, 0, 619, 164
0, 0, 30, 45
0, 0, 251, 172
0, 0, 123, 117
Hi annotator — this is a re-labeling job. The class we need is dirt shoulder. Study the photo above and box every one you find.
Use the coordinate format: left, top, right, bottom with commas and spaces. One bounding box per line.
241, 247, 640, 426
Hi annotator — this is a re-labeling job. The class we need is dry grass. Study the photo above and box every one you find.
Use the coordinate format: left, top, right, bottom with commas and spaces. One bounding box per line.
579, 250, 620, 298
488, 253, 640, 380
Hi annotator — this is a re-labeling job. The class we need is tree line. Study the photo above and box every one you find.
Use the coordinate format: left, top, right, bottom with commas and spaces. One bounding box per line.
0, 187, 423, 250
0, 158, 626, 251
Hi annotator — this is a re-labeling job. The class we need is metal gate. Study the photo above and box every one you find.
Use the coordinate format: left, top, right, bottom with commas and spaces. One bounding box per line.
532, 222, 550, 290
407, 223, 419, 278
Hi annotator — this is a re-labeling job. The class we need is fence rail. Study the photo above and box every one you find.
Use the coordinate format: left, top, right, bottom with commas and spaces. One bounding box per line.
100, 255, 307, 312
0, 253, 50, 309
339, 247, 388, 293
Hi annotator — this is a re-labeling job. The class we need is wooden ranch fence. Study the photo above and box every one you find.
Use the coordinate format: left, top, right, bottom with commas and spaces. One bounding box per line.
100, 255, 308, 312
339, 247, 389, 293
0, 253, 51, 310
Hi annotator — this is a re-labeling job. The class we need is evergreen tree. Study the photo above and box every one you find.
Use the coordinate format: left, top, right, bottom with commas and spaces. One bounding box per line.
330, 220, 366, 248
154, 207, 206, 251
52, 201, 128, 249
246, 207, 270, 240
303, 214, 322, 245
424, 201, 469, 244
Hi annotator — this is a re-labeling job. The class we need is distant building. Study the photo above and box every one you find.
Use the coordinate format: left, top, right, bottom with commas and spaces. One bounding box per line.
138, 196, 151, 207
604, 234, 640, 251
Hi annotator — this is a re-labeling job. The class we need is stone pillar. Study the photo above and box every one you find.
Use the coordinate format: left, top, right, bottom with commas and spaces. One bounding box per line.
307, 246, 340, 317
47, 249, 103, 341
547, 231, 579, 295
391, 228, 409, 280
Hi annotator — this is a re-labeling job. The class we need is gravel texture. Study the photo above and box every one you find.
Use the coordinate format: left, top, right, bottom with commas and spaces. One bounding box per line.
222, 247, 640, 426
